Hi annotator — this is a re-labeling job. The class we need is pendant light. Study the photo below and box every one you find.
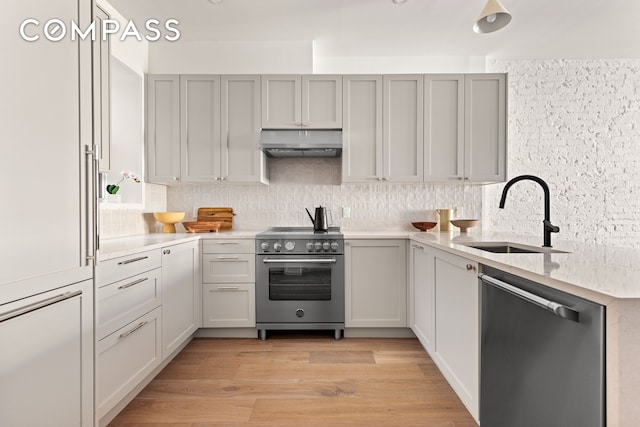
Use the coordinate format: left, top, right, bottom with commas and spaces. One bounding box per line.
473, 0, 511, 33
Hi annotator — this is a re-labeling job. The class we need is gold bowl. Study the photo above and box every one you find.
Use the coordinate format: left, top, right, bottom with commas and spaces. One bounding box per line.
153, 212, 186, 233
412, 221, 438, 232
451, 219, 480, 233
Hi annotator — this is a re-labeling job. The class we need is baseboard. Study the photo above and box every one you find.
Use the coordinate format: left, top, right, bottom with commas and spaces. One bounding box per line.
195, 327, 259, 338
344, 328, 416, 338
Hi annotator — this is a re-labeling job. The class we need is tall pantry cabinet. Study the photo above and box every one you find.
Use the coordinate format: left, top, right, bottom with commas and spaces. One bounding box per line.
0, 0, 95, 425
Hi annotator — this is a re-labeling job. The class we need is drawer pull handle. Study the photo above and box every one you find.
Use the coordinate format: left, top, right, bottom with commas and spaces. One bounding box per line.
217, 256, 239, 260
216, 241, 238, 245
119, 321, 149, 339
216, 286, 240, 290
118, 256, 149, 265
118, 277, 148, 290
0, 290, 82, 323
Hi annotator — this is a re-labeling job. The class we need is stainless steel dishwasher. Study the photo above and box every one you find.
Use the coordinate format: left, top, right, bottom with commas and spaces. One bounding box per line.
479, 266, 605, 427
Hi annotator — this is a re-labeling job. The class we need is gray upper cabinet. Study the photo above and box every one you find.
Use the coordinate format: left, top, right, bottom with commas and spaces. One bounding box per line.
261, 75, 342, 129
464, 74, 507, 182
180, 75, 221, 182
342, 75, 383, 182
221, 75, 268, 184
342, 75, 423, 183
147, 75, 181, 183
424, 74, 465, 181
147, 74, 267, 184
424, 73, 506, 183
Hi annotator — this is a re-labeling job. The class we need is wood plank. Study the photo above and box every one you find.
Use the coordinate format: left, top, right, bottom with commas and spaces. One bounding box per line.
108, 337, 477, 426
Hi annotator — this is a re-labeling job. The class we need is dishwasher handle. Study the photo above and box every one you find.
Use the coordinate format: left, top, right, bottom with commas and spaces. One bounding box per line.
479, 273, 579, 322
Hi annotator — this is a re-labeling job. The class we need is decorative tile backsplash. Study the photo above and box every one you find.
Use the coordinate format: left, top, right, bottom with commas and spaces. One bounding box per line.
167, 158, 483, 231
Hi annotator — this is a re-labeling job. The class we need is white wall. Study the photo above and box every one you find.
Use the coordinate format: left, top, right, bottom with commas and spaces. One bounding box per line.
483, 59, 640, 248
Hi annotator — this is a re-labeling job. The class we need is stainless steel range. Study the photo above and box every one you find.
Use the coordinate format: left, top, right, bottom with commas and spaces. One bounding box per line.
255, 227, 344, 340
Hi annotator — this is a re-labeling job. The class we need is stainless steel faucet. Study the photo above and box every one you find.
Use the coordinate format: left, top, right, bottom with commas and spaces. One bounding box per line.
499, 175, 560, 247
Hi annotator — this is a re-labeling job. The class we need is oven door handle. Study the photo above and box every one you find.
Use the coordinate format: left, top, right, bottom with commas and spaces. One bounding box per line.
262, 258, 337, 264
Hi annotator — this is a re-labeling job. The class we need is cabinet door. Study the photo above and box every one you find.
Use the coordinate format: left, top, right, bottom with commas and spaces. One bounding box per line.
202, 283, 256, 327
424, 75, 465, 181
147, 75, 181, 183
464, 73, 507, 182
180, 75, 221, 182
261, 75, 301, 128
0, 280, 93, 427
162, 241, 199, 359
433, 250, 479, 420
221, 75, 267, 183
383, 75, 424, 182
302, 75, 342, 128
342, 75, 383, 182
202, 253, 256, 283
345, 239, 407, 327
94, 6, 111, 173
409, 242, 435, 353
2, 0, 93, 289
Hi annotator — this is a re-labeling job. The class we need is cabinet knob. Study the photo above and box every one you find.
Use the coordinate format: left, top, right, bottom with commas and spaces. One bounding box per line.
466, 264, 476, 271
163, 249, 171, 255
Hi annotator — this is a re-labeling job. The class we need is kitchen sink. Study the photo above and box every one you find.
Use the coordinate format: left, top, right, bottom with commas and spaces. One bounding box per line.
460, 242, 569, 254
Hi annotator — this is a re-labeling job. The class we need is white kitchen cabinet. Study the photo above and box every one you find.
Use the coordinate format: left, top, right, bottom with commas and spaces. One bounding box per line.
261, 75, 342, 128
96, 307, 162, 419
424, 74, 506, 183
409, 241, 435, 354
0, 279, 93, 427
147, 74, 181, 183
95, 249, 163, 421
432, 248, 479, 421
1, 0, 94, 423
162, 240, 200, 358
201, 238, 256, 328
342, 75, 423, 182
180, 75, 221, 182
344, 239, 407, 327
94, 5, 111, 173
221, 75, 268, 183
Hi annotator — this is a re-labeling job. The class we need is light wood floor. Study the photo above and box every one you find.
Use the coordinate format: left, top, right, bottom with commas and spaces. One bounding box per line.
109, 332, 477, 426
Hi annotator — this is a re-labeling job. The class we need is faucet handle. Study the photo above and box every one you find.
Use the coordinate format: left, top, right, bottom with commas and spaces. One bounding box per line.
543, 220, 560, 233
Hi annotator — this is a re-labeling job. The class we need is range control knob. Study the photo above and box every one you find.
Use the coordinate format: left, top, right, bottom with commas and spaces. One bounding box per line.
273, 242, 282, 252
260, 242, 269, 251
284, 241, 295, 251
330, 242, 339, 251
306, 242, 314, 251
322, 242, 330, 251
314, 241, 322, 251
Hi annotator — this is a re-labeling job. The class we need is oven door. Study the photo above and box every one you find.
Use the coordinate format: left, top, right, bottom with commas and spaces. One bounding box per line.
256, 255, 344, 324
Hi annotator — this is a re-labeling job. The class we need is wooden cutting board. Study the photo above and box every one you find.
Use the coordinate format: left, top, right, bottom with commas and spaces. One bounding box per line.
197, 208, 234, 230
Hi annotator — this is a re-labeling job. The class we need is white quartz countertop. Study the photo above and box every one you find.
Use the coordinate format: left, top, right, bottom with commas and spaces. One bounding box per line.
98, 228, 640, 302
98, 230, 259, 261
409, 230, 640, 303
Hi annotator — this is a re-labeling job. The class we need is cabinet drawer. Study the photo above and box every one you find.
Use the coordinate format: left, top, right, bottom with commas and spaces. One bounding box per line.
202, 283, 256, 328
96, 268, 161, 340
97, 307, 162, 419
202, 239, 254, 254
97, 249, 161, 286
202, 253, 255, 283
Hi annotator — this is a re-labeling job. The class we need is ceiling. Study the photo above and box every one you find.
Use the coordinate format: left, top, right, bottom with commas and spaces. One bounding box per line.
108, 0, 640, 59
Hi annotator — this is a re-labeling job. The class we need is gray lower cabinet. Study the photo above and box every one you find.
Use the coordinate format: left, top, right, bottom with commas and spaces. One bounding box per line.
161, 240, 200, 359
201, 238, 256, 328
345, 239, 408, 327
410, 240, 480, 422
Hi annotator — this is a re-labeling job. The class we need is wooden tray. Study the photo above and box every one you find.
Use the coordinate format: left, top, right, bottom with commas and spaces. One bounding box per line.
197, 208, 234, 230
183, 221, 222, 233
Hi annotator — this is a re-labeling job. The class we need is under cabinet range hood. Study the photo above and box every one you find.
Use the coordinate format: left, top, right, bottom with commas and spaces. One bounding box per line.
259, 129, 343, 158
